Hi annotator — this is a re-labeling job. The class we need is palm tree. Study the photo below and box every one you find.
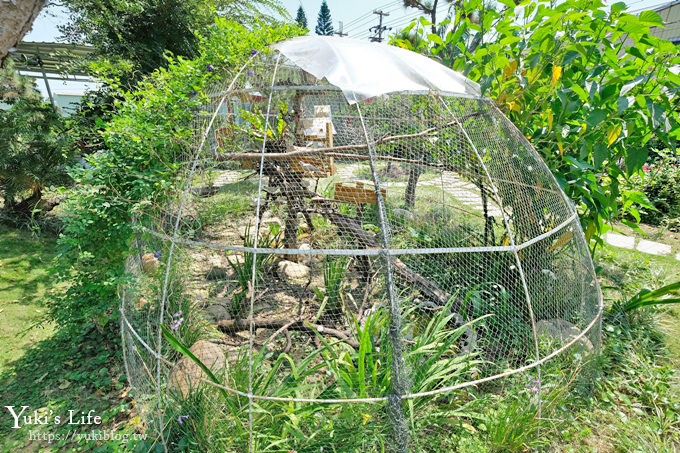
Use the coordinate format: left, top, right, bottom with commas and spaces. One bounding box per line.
0, 61, 70, 217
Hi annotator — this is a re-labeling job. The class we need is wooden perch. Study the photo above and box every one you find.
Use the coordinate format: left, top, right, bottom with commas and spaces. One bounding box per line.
334, 181, 386, 204
217, 318, 359, 348
218, 120, 460, 161
217, 111, 484, 162
306, 206, 456, 310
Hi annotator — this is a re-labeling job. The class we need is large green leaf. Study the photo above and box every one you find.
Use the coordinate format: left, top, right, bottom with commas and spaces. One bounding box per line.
638, 10, 664, 26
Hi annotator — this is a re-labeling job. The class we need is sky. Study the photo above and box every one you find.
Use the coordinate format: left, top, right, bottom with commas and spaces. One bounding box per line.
26, 0, 673, 43
21, 0, 673, 98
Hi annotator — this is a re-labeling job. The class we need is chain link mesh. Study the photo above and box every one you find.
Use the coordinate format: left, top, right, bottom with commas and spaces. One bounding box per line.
120, 50, 602, 452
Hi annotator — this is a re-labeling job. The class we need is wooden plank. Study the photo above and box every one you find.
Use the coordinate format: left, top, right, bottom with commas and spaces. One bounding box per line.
239, 155, 336, 176
290, 156, 336, 176
334, 182, 386, 204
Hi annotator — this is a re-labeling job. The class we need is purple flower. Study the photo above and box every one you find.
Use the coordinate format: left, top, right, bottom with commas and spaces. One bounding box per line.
170, 318, 183, 331
177, 415, 189, 424
246, 69, 254, 77
206, 63, 214, 72
154, 250, 162, 259
170, 312, 184, 331
250, 49, 258, 56
526, 379, 541, 393
188, 90, 197, 98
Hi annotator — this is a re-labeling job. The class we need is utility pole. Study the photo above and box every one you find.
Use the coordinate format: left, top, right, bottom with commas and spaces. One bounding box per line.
369, 10, 391, 42
335, 21, 348, 37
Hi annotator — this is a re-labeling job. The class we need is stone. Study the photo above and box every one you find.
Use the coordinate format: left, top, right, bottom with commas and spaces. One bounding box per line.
297, 243, 314, 265
206, 265, 228, 281
392, 208, 414, 221
277, 260, 311, 285
141, 253, 159, 274
604, 233, 635, 250
636, 239, 672, 256
169, 340, 226, 397
204, 303, 231, 322
205, 254, 232, 280
536, 318, 593, 351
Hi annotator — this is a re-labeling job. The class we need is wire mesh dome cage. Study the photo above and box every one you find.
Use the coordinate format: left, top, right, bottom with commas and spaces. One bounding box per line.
121, 36, 602, 452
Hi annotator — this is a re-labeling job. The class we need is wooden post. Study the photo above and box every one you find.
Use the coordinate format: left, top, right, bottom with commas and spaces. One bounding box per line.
325, 122, 335, 175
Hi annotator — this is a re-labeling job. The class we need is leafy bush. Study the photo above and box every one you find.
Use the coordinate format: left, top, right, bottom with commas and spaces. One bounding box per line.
48, 19, 301, 332
635, 150, 680, 229
393, 0, 680, 252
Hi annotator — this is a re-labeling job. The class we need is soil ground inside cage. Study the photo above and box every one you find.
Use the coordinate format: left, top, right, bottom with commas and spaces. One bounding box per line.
183, 165, 521, 363
185, 214, 373, 359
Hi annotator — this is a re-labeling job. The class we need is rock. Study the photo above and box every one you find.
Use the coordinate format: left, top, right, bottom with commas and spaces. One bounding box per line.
277, 260, 311, 285
297, 243, 313, 265
206, 265, 228, 281
169, 340, 226, 397
392, 208, 414, 221
204, 254, 231, 280
536, 318, 593, 351
141, 253, 159, 274
204, 303, 231, 322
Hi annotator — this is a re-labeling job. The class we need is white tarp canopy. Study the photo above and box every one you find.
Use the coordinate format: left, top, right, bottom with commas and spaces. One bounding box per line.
273, 36, 481, 104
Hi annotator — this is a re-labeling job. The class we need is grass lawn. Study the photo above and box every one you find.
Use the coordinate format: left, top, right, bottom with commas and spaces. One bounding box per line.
0, 226, 142, 452
0, 221, 677, 451
0, 224, 56, 371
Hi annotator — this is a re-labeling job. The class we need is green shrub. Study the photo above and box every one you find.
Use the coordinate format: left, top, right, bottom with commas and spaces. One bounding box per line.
637, 150, 680, 229
0, 61, 72, 220
47, 19, 301, 332
394, 0, 680, 252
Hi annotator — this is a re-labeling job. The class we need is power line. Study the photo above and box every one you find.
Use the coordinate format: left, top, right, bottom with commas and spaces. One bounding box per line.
356, 1, 451, 40
629, 0, 672, 13
342, 1, 403, 31
342, 0, 401, 29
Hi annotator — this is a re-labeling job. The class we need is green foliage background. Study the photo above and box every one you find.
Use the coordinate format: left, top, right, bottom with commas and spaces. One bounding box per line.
0, 61, 71, 214
48, 19, 302, 331
393, 0, 679, 252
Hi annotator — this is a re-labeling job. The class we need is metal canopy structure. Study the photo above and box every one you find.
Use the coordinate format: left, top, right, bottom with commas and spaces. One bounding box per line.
7, 41, 94, 109
9, 41, 93, 76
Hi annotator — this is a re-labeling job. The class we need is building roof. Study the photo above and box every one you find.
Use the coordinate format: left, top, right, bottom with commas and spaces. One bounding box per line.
655, 0, 680, 12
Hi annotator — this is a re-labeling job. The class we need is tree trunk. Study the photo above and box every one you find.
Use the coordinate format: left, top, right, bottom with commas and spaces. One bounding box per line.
0, 0, 45, 65
405, 154, 422, 209
12, 186, 42, 216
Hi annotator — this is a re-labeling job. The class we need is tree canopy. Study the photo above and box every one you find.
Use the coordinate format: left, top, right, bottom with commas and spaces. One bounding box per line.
393, 0, 680, 252
315, 0, 334, 36
296, 5, 308, 30
59, 0, 288, 76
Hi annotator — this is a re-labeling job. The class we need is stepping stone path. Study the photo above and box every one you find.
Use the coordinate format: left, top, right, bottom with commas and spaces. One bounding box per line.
604, 232, 678, 260
213, 170, 244, 187
214, 167, 680, 259
320, 164, 504, 217
636, 239, 673, 256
